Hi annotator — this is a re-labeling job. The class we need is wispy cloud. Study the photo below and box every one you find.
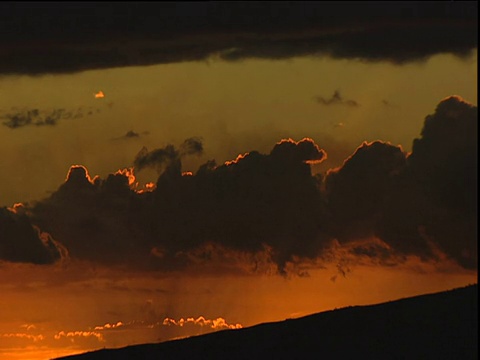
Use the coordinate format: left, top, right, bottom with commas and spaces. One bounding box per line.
314, 90, 359, 107
0, 106, 101, 129
112, 130, 150, 141
0, 333, 45, 342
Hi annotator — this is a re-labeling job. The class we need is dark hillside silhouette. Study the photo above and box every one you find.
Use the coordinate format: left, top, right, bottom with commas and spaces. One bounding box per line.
55, 284, 478, 360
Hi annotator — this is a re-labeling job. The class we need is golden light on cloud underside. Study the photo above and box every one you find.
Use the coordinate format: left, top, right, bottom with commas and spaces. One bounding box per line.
94, 91, 105, 98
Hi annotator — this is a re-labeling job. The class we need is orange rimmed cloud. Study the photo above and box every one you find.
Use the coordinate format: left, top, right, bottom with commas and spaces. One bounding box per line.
54, 331, 104, 342
224, 153, 249, 166
7, 202, 26, 215
115, 168, 136, 187
270, 137, 327, 165
162, 316, 242, 330
94, 322, 124, 331
64, 165, 97, 185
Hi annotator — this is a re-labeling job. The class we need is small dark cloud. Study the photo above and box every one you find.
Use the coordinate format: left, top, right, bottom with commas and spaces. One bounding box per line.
125, 130, 140, 138
314, 90, 359, 107
180, 137, 204, 156
381, 99, 400, 108
133, 137, 203, 172
0, 106, 101, 129
113, 130, 150, 141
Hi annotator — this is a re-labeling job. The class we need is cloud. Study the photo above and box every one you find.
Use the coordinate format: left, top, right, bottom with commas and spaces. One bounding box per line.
133, 137, 203, 172
0, 106, 101, 129
0, 206, 66, 264
93, 322, 124, 331
325, 96, 477, 269
324, 141, 407, 241
0, 2, 476, 75
381, 99, 398, 108
0, 333, 45, 342
314, 90, 360, 107
379, 96, 478, 268
14, 97, 477, 272
123, 130, 140, 138
112, 130, 150, 141
162, 316, 242, 330
27, 137, 328, 273
53, 331, 104, 342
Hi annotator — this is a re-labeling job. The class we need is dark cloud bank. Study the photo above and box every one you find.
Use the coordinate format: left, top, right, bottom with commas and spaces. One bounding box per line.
1, 96, 476, 274
0, 2, 477, 76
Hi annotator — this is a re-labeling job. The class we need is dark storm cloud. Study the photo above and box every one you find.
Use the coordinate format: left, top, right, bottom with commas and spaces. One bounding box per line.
385, 96, 478, 268
324, 96, 477, 269
0, 106, 100, 129
0, 206, 65, 264
17, 98, 478, 272
28, 138, 327, 273
0, 2, 476, 76
314, 90, 360, 107
324, 141, 407, 241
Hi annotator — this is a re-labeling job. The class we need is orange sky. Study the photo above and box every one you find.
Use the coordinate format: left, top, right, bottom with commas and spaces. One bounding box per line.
0, 3, 477, 359
0, 257, 476, 360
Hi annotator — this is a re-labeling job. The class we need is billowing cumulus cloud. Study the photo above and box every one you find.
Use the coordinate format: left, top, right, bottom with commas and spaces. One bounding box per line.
5, 97, 477, 274
314, 90, 359, 107
0, 2, 476, 76
323, 97, 478, 270
325, 141, 407, 241
28, 137, 327, 273
379, 96, 478, 268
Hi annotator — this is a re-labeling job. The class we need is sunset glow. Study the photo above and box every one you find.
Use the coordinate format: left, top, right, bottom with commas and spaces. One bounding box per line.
0, 3, 477, 360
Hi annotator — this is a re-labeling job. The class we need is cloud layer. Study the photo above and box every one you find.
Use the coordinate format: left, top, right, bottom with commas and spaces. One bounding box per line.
1, 97, 477, 274
0, 2, 477, 75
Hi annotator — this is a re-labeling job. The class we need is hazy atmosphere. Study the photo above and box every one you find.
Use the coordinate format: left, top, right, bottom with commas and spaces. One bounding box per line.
0, 2, 477, 359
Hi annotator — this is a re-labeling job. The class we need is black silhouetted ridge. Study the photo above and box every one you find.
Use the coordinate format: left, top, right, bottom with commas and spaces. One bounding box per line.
55, 284, 478, 360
